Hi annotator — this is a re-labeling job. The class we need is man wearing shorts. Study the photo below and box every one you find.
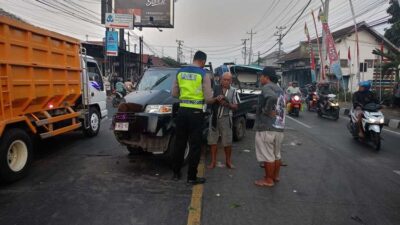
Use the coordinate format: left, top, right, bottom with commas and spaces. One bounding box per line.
253, 67, 285, 187
207, 72, 240, 169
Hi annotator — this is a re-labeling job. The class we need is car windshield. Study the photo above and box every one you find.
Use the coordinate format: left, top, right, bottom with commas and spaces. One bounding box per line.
137, 69, 179, 91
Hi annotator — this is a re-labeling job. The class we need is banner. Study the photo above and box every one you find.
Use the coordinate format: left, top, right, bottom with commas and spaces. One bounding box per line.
304, 22, 316, 82
114, 0, 174, 28
322, 20, 343, 79
106, 31, 118, 56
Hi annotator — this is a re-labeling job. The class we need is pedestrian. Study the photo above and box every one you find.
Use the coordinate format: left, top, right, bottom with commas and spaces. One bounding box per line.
253, 67, 285, 187
207, 72, 240, 169
171, 51, 215, 185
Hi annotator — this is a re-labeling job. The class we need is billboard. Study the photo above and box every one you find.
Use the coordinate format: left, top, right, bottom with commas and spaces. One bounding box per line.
106, 31, 119, 56
105, 13, 134, 29
114, 0, 174, 28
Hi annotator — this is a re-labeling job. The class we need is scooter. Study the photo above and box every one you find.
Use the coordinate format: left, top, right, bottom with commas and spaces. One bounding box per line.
317, 93, 340, 120
307, 92, 318, 112
112, 89, 127, 108
347, 103, 384, 150
287, 94, 302, 117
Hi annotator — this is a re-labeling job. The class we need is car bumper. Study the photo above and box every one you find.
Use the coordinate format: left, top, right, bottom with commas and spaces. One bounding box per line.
112, 112, 174, 152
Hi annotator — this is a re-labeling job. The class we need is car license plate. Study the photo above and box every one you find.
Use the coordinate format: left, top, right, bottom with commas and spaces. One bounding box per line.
115, 122, 129, 131
294, 105, 300, 108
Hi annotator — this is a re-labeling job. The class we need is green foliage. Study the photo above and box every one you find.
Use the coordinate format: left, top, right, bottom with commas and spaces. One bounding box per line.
384, 1, 400, 47
372, 48, 400, 81
161, 57, 180, 67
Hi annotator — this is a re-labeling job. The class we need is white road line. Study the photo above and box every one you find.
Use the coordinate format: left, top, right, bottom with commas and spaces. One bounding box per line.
394, 170, 400, 176
383, 128, 400, 136
286, 116, 312, 129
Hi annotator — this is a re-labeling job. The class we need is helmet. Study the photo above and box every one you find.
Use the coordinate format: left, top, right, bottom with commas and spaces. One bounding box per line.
359, 81, 371, 89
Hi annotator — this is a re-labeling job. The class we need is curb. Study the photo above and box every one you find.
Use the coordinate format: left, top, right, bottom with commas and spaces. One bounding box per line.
342, 107, 400, 129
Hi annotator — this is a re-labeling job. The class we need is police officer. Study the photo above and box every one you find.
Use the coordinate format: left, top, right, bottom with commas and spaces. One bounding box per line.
172, 51, 214, 185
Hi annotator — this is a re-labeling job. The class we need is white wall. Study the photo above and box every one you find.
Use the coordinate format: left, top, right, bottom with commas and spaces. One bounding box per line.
335, 30, 389, 93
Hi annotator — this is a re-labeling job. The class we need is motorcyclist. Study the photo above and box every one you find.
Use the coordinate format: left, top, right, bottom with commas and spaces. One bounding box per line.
317, 82, 331, 110
352, 81, 379, 137
124, 79, 134, 93
286, 81, 302, 96
115, 77, 126, 96
306, 81, 317, 107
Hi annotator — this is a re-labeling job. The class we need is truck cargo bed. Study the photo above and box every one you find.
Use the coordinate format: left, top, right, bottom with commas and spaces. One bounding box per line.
0, 16, 81, 123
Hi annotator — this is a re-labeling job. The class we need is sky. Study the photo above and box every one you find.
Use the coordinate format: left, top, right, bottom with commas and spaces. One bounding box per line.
0, 0, 391, 67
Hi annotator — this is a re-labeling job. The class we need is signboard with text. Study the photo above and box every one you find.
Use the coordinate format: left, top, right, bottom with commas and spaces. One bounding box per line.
114, 0, 174, 28
106, 31, 118, 56
105, 13, 134, 29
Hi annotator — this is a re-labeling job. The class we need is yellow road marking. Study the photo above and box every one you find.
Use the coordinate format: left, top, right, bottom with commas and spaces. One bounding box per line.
187, 151, 206, 225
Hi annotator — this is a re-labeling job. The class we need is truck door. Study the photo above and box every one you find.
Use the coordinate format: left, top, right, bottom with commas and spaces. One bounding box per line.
87, 61, 107, 118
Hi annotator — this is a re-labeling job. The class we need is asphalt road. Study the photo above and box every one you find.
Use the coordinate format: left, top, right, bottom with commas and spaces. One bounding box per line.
0, 105, 399, 225
202, 110, 400, 225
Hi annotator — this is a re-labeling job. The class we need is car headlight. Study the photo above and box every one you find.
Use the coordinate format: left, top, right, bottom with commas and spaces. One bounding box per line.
379, 118, 384, 124
293, 96, 300, 101
145, 105, 173, 114
368, 118, 377, 123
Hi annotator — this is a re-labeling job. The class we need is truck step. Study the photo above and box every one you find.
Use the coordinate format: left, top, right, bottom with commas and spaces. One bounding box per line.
39, 123, 82, 139
35, 112, 80, 126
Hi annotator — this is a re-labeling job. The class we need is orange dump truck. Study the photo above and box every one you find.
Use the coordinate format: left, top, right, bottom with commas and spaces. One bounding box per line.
0, 16, 108, 183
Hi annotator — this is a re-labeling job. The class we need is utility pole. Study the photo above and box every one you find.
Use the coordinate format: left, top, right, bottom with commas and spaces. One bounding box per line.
176, 40, 184, 64
258, 51, 261, 66
127, 32, 130, 52
247, 29, 256, 65
241, 38, 249, 65
190, 49, 193, 61
274, 26, 286, 60
321, 0, 330, 82
349, 0, 360, 83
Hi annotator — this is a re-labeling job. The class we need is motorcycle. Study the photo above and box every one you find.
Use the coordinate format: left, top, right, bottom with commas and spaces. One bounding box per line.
112, 89, 127, 108
307, 92, 318, 112
287, 94, 302, 117
347, 103, 384, 150
317, 93, 340, 120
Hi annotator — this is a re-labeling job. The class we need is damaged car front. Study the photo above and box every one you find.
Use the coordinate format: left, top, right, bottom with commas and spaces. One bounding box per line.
112, 68, 188, 162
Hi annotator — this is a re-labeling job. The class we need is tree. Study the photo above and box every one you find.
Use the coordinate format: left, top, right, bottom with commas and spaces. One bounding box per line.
161, 57, 181, 67
384, 0, 400, 47
372, 49, 400, 81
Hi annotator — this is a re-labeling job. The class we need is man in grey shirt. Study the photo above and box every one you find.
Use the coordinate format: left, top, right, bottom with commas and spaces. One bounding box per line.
253, 67, 285, 187
207, 72, 240, 169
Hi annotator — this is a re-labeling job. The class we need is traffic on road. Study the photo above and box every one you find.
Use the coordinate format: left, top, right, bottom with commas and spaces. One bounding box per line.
1, 1, 400, 225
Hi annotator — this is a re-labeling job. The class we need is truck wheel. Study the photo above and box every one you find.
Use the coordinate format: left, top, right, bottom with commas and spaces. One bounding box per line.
0, 128, 33, 183
84, 107, 100, 137
233, 117, 246, 141
164, 133, 190, 166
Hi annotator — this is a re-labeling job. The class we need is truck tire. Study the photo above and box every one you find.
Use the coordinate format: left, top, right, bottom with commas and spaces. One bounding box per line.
164, 133, 190, 166
84, 107, 101, 137
0, 128, 33, 183
233, 117, 246, 141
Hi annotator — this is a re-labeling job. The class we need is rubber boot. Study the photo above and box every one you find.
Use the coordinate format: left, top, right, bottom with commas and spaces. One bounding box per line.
255, 162, 274, 187
207, 145, 217, 169
224, 146, 234, 169
274, 159, 281, 182
265, 162, 275, 186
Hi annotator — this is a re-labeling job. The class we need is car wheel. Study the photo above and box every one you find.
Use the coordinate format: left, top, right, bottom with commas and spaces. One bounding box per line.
127, 146, 144, 155
233, 117, 246, 141
164, 133, 190, 166
0, 128, 33, 183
